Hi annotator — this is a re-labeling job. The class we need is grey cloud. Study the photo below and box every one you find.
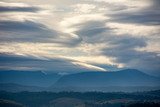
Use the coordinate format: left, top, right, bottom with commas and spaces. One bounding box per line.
102, 36, 160, 76
107, 37, 147, 49
0, 6, 40, 12
78, 27, 107, 37
76, 21, 107, 37
0, 1, 41, 13
0, 20, 81, 45
75, 21, 106, 31
0, 2, 82, 46
129, 52, 160, 76
0, 53, 41, 62
151, 0, 160, 8
108, 0, 160, 25
110, 12, 160, 25
0, 53, 98, 73
0, 20, 57, 43
74, 18, 159, 76
75, 21, 111, 43
0, 20, 53, 32
95, 0, 160, 75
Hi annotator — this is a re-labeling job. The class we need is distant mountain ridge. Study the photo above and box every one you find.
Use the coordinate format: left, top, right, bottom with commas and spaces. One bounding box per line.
0, 69, 160, 92
0, 70, 62, 87
53, 69, 160, 87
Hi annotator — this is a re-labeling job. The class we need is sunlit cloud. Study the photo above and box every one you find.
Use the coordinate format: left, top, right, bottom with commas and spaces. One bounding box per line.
72, 4, 96, 13
60, 14, 108, 33
72, 61, 107, 71
106, 22, 160, 37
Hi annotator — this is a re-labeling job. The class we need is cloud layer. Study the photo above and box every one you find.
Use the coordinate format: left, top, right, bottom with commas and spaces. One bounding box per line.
0, 0, 159, 75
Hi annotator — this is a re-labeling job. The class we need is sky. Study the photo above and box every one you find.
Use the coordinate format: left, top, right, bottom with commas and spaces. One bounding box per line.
0, 0, 160, 76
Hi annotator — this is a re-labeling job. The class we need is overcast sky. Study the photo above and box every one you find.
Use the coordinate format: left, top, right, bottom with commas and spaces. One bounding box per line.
0, 0, 159, 75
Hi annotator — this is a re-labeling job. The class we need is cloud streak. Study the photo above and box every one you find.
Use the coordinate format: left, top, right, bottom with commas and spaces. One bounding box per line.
0, 53, 107, 73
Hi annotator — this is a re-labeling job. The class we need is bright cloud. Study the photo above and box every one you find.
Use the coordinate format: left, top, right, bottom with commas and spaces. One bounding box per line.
72, 4, 96, 13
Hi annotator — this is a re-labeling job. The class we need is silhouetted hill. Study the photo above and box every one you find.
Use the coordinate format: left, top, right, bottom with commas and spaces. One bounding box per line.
124, 102, 160, 107
0, 70, 61, 87
0, 99, 24, 107
0, 90, 160, 107
46, 97, 85, 107
51, 69, 160, 91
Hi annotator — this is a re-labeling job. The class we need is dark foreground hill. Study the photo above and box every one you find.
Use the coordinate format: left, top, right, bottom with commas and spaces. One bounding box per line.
48, 97, 85, 107
0, 90, 160, 107
0, 99, 24, 107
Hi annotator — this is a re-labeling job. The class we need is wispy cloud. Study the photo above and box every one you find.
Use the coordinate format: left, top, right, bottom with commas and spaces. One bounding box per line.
0, 53, 107, 73
0, 2, 40, 12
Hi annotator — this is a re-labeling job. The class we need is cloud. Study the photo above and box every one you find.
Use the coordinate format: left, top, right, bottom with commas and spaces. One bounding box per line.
0, 2, 53, 22
148, 0, 160, 9
0, 20, 52, 32
105, 22, 160, 37
69, 9, 160, 75
0, 53, 107, 72
0, 4, 40, 12
60, 14, 109, 44
60, 13, 108, 33
106, 0, 160, 26
72, 4, 96, 13
73, 18, 159, 75
0, 20, 56, 43
0, 0, 159, 76
102, 36, 147, 62
0, 20, 82, 46
110, 11, 160, 26
0, 1, 82, 46
75, 20, 112, 43
76, 21, 107, 35
101, 36, 160, 75
72, 61, 106, 71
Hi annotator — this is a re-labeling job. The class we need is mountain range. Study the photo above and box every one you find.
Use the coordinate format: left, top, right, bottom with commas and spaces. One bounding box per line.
0, 69, 160, 92
0, 70, 61, 87
54, 69, 160, 87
